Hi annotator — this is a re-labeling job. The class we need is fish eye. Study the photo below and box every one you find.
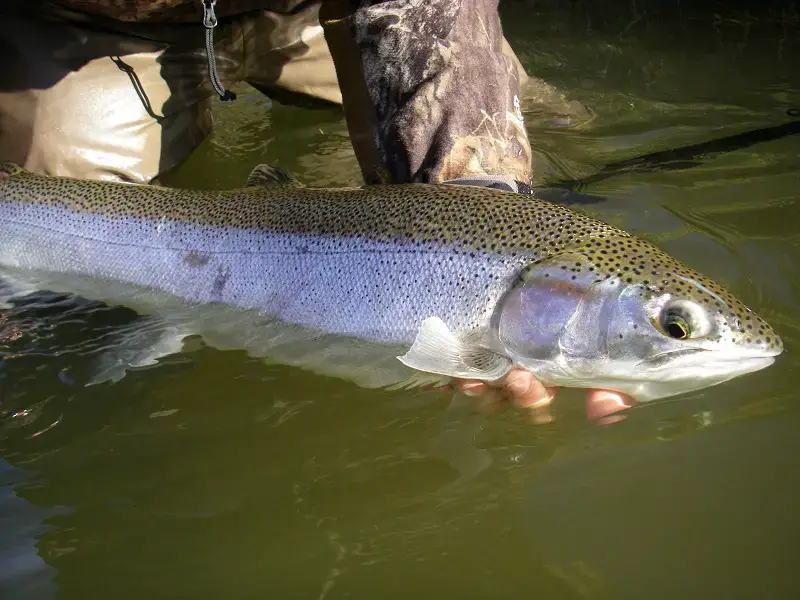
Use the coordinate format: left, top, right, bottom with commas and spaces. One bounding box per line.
658, 300, 711, 340
663, 313, 690, 339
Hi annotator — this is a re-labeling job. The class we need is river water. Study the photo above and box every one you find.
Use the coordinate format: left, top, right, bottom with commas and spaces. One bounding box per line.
2, 1, 799, 598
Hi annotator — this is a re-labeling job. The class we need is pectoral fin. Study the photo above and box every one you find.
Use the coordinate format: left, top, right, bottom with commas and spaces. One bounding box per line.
0, 162, 26, 177
396, 317, 512, 381
87, 317, 193, 386
245, 164, 303, 188
0, 272, 39, 308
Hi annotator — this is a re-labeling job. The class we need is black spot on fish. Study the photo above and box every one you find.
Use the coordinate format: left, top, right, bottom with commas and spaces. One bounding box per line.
183, 251, 210, 268
211, 267, 231, 301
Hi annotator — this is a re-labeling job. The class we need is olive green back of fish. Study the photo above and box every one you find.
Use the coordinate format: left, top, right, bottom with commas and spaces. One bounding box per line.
0, 161, 621, 256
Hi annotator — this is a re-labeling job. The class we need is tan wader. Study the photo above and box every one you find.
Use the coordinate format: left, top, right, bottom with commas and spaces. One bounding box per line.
0, 1, 533, 185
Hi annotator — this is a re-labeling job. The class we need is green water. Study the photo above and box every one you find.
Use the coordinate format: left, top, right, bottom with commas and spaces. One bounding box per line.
2, 2, 800, 598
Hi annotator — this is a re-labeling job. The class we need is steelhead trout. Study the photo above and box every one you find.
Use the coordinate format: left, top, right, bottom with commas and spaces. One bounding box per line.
0, 162, 783, 400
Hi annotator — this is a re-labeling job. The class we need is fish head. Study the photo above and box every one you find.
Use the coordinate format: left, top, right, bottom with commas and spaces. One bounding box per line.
496, 235, 783, 401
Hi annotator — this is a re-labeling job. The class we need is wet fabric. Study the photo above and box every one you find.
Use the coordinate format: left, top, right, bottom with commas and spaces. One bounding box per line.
0, 0, 533, 186
0, 1, 338, 183
321, 0, 533, 185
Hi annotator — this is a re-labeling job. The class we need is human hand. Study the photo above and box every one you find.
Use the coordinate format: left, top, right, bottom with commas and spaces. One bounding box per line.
443, 369, 636, 425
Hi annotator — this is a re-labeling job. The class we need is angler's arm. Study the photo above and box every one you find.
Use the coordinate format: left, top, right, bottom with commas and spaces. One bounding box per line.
319, 0, 533, 185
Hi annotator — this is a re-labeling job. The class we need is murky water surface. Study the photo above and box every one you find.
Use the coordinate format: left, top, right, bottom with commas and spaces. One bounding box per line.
2, 2, 799, 598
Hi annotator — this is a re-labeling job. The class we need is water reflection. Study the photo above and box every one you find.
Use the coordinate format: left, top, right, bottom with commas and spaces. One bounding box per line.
0, 460, 60, 600
524, 412, 800, 599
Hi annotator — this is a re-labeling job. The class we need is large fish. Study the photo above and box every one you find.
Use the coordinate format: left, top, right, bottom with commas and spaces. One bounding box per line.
0, 162, 783, 401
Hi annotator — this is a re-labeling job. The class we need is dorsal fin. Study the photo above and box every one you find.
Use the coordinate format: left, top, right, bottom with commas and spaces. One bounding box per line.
0, 162, 26, 178
245, 164, 303, 188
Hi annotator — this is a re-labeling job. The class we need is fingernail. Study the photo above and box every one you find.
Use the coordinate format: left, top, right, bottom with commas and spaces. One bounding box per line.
460, 382, 485, 397
586, 390, 636, 423
529, 396, 552, 409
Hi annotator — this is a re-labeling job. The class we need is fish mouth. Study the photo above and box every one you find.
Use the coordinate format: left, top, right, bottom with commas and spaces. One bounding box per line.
617, 348, 777, 401
639, 348, 706, 369
638, 347, 780, 371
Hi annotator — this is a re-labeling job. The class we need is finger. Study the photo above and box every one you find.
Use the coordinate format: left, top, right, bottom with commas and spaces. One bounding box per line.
530, 402, 555, 425
454, 371, 559, 425
502, 369, 553, 409
586, 389, 636, 425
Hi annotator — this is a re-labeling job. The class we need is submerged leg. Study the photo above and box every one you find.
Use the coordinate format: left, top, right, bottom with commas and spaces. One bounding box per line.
0, 7, 216, 183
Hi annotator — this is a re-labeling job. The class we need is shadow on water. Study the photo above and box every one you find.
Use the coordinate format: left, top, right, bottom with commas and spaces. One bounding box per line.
537, 108, 800, 192
547, 111, 800, 193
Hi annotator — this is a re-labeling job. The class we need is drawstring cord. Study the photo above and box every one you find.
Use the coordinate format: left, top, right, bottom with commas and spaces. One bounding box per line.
203, 0, 236, 101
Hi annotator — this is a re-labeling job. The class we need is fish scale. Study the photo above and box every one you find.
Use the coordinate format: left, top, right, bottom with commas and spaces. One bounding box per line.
0, 162, 782, 397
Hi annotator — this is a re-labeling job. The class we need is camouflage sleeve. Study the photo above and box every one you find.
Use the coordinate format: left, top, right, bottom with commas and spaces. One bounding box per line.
319, 0, 533, 186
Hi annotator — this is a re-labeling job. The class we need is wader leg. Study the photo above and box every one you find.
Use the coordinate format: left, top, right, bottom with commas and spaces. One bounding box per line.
0, 11, 219, 183
242, 2, 343, 107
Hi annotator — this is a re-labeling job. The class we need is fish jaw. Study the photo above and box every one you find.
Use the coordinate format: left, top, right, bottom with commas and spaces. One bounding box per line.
513, 346, 778, 402
628, 347, 779, 401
